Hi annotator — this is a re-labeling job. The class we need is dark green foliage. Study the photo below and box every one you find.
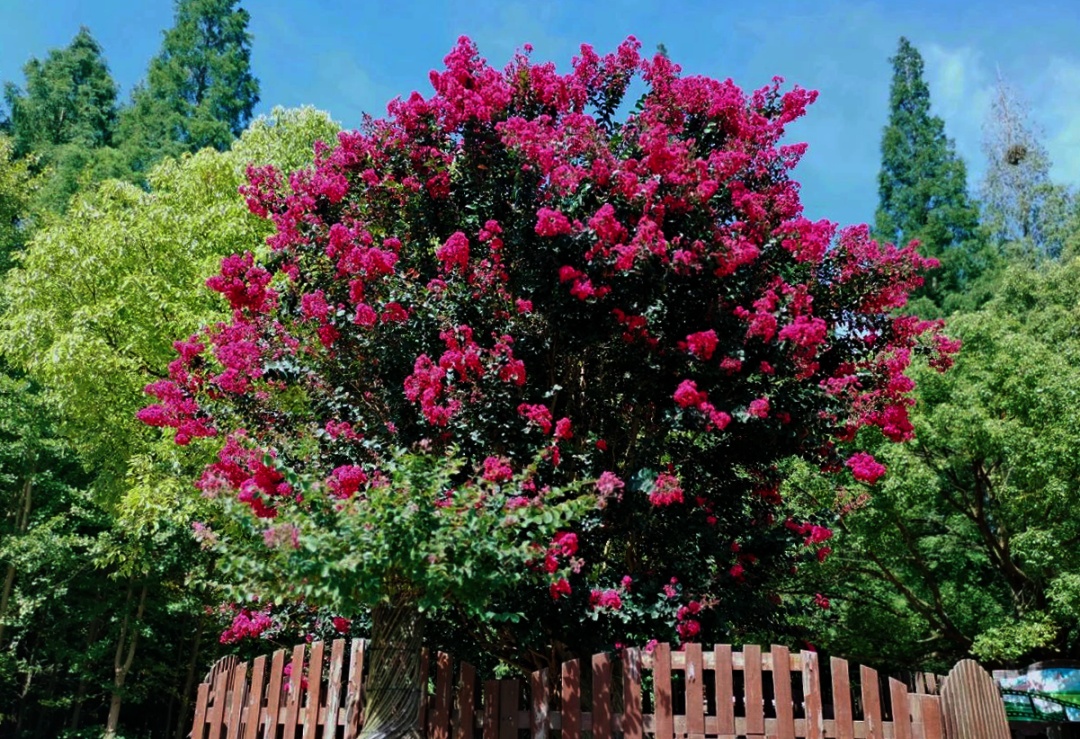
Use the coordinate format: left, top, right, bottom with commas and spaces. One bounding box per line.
117, 0, 259, 173
874, 37, 989, 316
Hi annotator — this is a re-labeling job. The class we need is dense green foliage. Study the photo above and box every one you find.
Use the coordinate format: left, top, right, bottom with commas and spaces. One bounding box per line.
874, 37, 988, 316
118, 0, 259, 173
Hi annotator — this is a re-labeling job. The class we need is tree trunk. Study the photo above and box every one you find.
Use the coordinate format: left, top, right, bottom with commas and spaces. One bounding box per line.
0, 476, 33, 645
104, 581, 148, 739
360, 602, 425, 739
173, 614, 205, 739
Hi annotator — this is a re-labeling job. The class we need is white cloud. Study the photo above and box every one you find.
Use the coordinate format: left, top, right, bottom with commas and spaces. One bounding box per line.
923, 43, 993, 181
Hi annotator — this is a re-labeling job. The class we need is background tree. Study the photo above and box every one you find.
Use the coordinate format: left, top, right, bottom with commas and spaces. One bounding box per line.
0, 135, 39, 273
2, 27, 122, 213
796, 256, 1080, 671
980, 73, 1073, 260
118, 0, 259, 174
0, 107, 337, 738
142, 38, 953, 737
874, 37, 988, 316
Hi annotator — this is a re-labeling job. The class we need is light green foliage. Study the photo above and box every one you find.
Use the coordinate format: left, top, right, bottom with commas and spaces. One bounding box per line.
118, 0, 259, 173
801, 257, 1080, 668
874, 37, 989, 317
0, 135, 40, 273
1, 107, 339, 486
216, 449, 591, 621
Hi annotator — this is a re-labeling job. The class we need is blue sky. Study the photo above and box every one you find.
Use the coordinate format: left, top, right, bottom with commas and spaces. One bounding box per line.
3, 0, 1080, 228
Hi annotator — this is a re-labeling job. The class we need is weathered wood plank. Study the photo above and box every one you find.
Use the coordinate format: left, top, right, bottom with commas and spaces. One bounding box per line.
802, 650, 823, 739
771, 646, 795, 739
418, 648, 430, 733
683, 643, 704, 739
744, 644, 764, 736
323, 639, 345, 729
593, 653, 612, 739
482, 680, 499, 739
831, 657, 854, 739
622, 648, 643, 739
890, 678, 911, 739
344, 639, 365, 739
192, 682, 210, 739
454, 662, 476, 739
302, 641, 324, 738
227, 662, 248, 739
860, 665, 882, 739
715, 645, 735, 737
561, 659, 580, 739
653, 642, 673, 739
530, 667, 549, 739
243, 655, 266, 739
430, 652, 453, 739
281, 644, 305, 737
207, 668, 229, 739
498, 679, 518, 739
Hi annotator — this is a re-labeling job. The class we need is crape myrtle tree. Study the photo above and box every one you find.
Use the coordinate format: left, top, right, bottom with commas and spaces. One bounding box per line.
142, 38, 955, 737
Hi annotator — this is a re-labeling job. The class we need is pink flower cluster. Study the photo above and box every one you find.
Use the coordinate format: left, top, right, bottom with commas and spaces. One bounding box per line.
220, 608, 273, 644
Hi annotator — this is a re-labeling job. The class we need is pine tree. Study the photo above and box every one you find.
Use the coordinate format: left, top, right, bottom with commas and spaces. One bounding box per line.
118, 0, 259, 173
874, 37, 986, 316
980, 73, 1071, 259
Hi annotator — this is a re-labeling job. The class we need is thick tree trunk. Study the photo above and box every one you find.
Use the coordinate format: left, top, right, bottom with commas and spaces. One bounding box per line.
104, 582, 148, 739
360, 602, 425, 739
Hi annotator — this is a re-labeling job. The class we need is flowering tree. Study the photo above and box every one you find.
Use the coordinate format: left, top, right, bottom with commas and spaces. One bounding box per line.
142, 37, 955, 737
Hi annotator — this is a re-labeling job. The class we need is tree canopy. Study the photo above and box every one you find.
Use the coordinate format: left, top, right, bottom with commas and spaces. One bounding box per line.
874, 37, 987, 316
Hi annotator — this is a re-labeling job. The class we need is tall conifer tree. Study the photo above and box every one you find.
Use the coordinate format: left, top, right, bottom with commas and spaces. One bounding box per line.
119, 0, 259, 172
874, 37, 985, 315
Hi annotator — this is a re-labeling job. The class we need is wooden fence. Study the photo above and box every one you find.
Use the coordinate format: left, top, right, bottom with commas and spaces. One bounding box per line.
190, 640, 1000, 739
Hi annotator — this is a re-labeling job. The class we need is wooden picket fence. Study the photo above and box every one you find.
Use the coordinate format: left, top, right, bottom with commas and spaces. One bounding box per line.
190, 640, 1007, 739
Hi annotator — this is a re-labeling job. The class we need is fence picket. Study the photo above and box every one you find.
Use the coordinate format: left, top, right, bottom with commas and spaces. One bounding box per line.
344, 639, 365, 739
890, 677, 911, 739
831, 657, 854, 739
303, 641, 324, 738
482, 680, 499, 739
498, 679, 518, 739
530, 667, 549, 739
684, 643, 704, 739
771, 646, 794, 739
324, 640, 345, 731
431, 652, 453, 739
802, 651, 823, 739
227, 662, 248, 739
714, 645, 734, 738
744, 644, 764, 736
622, 648, 642, 739
592, 653, 612, 739
207, 668, 229, 739
561, 659, 580, 739
192, 682, 210, 739
653, 642, 673, 739
454, 662, 476, 739
861, 665, 882, 739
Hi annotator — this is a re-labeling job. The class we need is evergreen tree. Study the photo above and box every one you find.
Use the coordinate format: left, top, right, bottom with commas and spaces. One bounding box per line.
874, 37, 986, 316
2, 27, 121, 213
118, 0, 259, 173
3, 27, 118, 156
980, 73, 1072, 259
